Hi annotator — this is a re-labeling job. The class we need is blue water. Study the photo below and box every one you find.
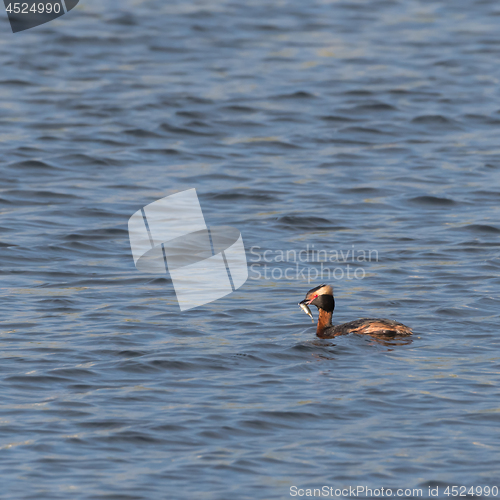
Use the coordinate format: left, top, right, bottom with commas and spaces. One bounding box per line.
1, 0, 500, 498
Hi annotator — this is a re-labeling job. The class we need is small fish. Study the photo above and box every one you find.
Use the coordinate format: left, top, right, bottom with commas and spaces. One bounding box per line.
298, 302, 314, 323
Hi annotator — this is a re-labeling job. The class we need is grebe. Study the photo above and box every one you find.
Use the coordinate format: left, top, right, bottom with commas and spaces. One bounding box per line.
299, 284, 412, 338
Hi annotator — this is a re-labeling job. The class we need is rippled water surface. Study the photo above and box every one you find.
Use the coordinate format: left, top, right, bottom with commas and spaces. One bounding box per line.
2, 0, 500, 498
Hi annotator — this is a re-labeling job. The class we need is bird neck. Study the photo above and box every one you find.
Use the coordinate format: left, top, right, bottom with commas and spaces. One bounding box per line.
316, 308, 333, 337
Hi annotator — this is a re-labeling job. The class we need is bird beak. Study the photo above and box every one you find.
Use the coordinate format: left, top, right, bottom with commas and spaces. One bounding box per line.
300, 293, 318, 305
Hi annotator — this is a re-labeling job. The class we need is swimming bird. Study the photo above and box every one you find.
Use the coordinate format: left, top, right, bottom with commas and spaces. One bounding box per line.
299, 284, 412, 338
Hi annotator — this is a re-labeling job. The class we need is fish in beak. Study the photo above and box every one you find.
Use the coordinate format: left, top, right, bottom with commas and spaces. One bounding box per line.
298, 300, 314, 323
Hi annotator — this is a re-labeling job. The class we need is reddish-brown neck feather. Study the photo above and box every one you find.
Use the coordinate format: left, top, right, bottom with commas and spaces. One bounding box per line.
316, 309, 333, 337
